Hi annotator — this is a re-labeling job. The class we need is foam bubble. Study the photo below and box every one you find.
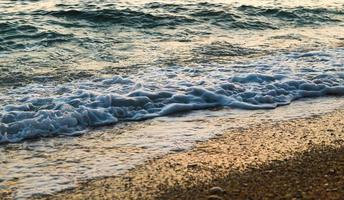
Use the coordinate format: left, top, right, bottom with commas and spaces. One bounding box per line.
0, 48, 343, 143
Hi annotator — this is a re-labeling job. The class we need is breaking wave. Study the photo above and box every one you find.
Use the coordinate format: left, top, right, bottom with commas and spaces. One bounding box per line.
1, 48, 343, 143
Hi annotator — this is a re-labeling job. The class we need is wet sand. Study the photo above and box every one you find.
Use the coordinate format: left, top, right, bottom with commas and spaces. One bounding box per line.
2, 109, 344, 199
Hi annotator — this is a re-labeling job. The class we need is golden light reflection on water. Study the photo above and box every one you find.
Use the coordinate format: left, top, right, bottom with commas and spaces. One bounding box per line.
1, 0, 344, 198
94, 25, 344, 71
1, 97, 344, 199
1, 0, 343, 85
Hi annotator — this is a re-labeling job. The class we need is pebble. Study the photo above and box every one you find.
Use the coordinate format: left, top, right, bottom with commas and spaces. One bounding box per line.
187, 163, 198, 168
207, 195, 224, 200
209, 186, 226, 195
328, 169, 336, 175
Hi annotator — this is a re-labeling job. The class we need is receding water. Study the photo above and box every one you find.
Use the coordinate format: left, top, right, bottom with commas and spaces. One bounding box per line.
1, 47, 344, 143
1, 97, 344, 199
0, 0, 344, 199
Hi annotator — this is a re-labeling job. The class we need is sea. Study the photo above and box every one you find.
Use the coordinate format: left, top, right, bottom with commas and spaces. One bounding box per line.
0, 0, 344, 199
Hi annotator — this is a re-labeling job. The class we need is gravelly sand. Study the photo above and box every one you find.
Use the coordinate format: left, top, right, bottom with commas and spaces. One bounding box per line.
2, 109, 344, 200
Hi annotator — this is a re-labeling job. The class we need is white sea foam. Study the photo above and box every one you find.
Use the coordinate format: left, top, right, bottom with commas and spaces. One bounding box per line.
0, 48, 343, 143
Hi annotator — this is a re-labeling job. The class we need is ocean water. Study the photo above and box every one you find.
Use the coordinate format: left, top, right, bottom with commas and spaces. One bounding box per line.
0, 0, 344, 198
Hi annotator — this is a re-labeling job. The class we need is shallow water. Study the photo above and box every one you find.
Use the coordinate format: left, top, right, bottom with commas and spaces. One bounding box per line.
1, 47, 344, 143
1, 97, 344, 199
1, 0, 344, 199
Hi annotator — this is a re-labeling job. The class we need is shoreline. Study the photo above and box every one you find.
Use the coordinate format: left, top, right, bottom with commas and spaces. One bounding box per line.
22, 108, 344, 200
1, 1, 344, 200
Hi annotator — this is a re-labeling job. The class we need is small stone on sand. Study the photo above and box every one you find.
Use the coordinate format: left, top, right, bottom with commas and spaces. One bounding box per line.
209, 186, 225, 195
207, 195, 224, 200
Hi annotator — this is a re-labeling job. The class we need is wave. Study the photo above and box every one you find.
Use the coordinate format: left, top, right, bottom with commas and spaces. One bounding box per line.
237, 5, 344, 25
0, 22, 73, 52
29, 3, 343, 29
0, 48, 343, 143
1, 2, 342, 53
1, 75, 343, 144
40, 9, 195, 28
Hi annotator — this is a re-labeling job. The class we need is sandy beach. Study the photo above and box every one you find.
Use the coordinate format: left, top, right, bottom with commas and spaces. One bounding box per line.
8, 108, 339, 200
1, 1, 344, 200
